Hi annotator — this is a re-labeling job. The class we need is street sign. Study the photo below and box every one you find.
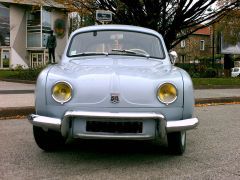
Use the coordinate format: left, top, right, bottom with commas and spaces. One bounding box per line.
96, 10, 112, 22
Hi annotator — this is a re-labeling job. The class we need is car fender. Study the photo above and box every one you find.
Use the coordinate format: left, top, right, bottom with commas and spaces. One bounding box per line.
35, 65, 54, 115
178, 68, 195, 119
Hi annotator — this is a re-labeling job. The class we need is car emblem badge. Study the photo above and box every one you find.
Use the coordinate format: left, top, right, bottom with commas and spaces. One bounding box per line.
111, 93, 119, 104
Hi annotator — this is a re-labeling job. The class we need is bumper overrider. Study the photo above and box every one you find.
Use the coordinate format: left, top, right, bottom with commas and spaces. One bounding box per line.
28, 111, 198, 140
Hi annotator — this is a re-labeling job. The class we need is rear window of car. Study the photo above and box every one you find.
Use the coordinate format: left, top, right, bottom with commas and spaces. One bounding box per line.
67, 30, 165, 59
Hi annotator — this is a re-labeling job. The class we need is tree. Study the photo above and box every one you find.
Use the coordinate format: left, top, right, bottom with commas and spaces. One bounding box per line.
213, 5, 240, 77
215, 9, 240, 45
45, 0, 238, 49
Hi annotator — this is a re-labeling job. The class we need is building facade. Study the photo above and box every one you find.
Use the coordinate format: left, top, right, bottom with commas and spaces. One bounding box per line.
174, 26, 212, 63
0, 0, 68, 69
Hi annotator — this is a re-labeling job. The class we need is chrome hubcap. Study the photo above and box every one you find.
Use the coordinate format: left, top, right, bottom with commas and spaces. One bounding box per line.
181, 131, 186, 146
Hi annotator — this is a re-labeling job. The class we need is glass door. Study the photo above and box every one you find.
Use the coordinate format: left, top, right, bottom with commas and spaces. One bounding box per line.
0, 48, 10, 68
31, 52, 45, 68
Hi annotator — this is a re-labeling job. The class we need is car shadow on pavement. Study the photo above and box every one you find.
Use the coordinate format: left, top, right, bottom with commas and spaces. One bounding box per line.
67, 139, 168, 154
37, 139, 177, 165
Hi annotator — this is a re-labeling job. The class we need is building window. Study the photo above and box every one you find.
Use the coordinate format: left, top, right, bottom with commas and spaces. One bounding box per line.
180, 55, 186, 63
180, 40, 186, 48
27, 7, 52, 48
27, 9, 41, 47
0, 3, 10, 46
200, 40, 205, 51
42, 9, 51, 47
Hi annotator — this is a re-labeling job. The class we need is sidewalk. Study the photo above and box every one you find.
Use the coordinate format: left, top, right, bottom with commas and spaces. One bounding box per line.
0, 81, 35, 108
195, 89, 240, 105
1, 80, 240, 118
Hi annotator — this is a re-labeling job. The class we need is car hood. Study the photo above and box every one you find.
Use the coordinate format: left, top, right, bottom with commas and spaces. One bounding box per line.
46, 56, 183, 107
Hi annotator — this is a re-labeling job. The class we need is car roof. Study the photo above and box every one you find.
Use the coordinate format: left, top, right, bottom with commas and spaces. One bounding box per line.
70, 24, 162, 38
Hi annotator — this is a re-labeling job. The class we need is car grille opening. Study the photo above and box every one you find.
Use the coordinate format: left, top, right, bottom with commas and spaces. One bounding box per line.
86, 121, 143, 133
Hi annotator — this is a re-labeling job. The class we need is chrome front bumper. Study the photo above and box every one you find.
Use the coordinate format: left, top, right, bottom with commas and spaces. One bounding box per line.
28, 111, 198, 139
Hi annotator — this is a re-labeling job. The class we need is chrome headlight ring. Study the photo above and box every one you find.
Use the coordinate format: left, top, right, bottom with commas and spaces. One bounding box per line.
157, 83, 178, 105
52, 81, 73, 104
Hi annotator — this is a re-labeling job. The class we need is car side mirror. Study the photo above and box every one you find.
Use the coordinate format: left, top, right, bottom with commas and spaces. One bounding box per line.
169, 51, 178, 65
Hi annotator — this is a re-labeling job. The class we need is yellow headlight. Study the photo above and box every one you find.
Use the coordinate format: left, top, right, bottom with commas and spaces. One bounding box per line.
157, 83, 177, 105
52, 82, 72, 104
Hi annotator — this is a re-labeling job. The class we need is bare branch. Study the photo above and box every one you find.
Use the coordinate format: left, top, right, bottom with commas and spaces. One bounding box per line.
42, 0, 239, 49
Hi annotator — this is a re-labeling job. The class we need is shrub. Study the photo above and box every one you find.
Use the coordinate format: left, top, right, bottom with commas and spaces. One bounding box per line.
17, 67, 45, 80
202, 67, 217, 78
176, 62, 222, 78
189, 72, 200, 78
8, 65, 47, 81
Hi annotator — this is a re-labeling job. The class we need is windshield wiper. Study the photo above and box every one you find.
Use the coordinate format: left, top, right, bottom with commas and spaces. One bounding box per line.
70, 51, 108, 57
112, 49, 150, 58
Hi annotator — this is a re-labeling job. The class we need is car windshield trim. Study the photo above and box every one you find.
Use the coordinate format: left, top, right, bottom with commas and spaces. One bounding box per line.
111, 49, 150, 58
70, 51, 109, 57
66, 30, 166, 59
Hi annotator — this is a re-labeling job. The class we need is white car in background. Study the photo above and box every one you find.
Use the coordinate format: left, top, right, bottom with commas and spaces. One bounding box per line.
231, 67, 240, 77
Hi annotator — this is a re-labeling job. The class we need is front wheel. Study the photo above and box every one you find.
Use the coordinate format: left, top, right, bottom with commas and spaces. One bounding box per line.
33, 126, 65, 151
167, 131, 186, 155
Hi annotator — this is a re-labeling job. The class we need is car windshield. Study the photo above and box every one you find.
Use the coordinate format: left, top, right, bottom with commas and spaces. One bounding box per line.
233, 68, 240, 72
67, 30, 165, 59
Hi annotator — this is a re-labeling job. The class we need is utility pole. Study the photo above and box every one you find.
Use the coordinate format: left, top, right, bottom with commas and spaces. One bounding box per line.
212, 24, 215, 68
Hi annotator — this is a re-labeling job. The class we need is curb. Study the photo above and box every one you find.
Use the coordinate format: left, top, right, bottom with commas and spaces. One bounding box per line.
194, 85, 240, 89
1, 97, 240, 119
0, 106, 35, 119
0, 90, 34, 94
195, 97, 240, 105
0, 78, 36, 84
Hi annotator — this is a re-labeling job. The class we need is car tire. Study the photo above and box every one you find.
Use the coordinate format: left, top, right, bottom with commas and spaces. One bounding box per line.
33, 126, 65, 151
167, 131, 186, 155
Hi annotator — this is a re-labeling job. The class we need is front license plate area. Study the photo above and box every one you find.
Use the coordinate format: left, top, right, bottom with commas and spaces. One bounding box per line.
86, 121, 143, 133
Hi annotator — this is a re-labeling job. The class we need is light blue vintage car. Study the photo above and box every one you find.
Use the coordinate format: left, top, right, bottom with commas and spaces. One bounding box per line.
28, 25, 198, 155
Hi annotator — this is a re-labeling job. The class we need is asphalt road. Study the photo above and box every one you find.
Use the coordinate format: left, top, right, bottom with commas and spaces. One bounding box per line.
0, 105, 240, 180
